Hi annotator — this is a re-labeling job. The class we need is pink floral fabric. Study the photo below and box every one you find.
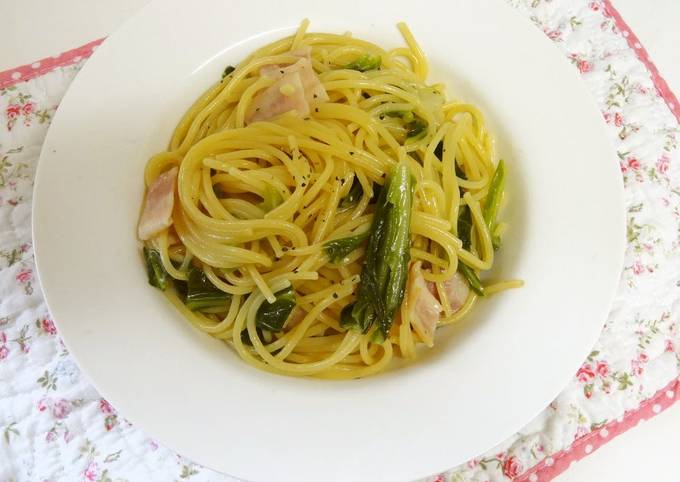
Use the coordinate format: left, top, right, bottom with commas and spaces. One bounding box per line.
0, 1, 679, 481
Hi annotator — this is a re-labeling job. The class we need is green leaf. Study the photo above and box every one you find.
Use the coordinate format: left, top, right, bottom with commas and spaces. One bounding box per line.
457, 205, 473, 250
3, 422, 19, 444
384, 110, 415, 123
257, 184, 284, 212
405, 118, 428, 140
324, 232, 369, 263
239, 327, 276, 347
185, 266, 231, 311
587, 350, 600, 361
339, 178, 364, 208
340, 303, 356, 328
345, 53, 381, 72
143, 247, 169, 291
256, 286, 296, 332
180, 464, 200, 479
104, 450, 122, 464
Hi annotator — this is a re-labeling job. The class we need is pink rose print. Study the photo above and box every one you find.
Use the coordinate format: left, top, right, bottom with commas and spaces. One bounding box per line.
627, 158, 640, 171
0, 345, 8, 360
638, 352, 649, 363
45, 430, 57, 442
502, 456, 523, 479
42, 318, 57, 335
665, 340, 675, 353
37, 398, 49, 412
614, 112, 623, 127
100, 398, 119, 430
656, 155, 670, 175
596, 361, 609, 377
577, 363, 595, 382
544, 29, 562, 41
577, 59, 593, 73
52, 399, 71, 419
6, 104, 20, 119
84, 462, 100, 481
0, 332, 6, 344
16, 269, 32, 284
99, 399, 115, 415
632, 261, 644, 275
589, 1, 601, 11
22, 102, 35, 115
631, 360, 644, 376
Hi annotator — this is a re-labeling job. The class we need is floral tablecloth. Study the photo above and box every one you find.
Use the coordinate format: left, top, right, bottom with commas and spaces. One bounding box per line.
1, 1, 679, 481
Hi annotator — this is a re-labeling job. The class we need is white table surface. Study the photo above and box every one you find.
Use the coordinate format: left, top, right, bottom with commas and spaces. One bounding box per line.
2, 1, 679, 481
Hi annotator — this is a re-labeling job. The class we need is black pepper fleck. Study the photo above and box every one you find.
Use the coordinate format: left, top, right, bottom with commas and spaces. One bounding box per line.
332, 293, 338, 299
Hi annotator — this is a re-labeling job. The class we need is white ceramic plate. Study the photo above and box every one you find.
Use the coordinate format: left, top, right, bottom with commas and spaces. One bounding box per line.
33, 0, 625, 481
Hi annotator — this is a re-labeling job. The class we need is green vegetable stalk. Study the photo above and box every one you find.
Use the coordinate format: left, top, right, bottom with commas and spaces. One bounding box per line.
483, 159, 506, 251
346, 160, 413, 341
458, 263, 485, 297
456, 203, 485, 296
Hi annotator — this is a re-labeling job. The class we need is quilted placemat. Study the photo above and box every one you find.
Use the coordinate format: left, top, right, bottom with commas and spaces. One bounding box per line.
1, 1, 678, 480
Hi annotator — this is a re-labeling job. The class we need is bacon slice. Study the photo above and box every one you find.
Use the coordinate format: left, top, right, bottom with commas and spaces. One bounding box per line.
260, 57, 328, 105
406, 261, 442, 347
137, 167, 178, 241
437, 272, 470, 312
259, 46, 312, 77
246, 71, 310, 124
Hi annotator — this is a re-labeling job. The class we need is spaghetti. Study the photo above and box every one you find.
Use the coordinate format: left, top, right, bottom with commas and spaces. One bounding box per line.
138, 20, 522, 379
